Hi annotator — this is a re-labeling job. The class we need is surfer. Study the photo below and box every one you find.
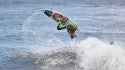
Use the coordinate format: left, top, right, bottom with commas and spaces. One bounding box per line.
44, 10, 78, 39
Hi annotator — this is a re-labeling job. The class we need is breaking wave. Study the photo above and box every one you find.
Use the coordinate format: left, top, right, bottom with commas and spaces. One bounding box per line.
8, 37, 125, 70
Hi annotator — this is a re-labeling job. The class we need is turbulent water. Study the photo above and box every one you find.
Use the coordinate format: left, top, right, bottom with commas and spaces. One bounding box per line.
0, 0, 125, 70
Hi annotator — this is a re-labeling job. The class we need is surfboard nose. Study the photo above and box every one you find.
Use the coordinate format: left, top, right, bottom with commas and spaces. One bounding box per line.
44, 10, 53, 17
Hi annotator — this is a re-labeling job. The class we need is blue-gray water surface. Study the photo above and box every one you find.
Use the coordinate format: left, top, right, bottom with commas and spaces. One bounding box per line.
0, 0, 125, 70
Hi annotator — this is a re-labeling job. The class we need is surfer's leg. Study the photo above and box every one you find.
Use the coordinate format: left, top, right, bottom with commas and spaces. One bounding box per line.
70, 35, 74, 39
67, 29, 77, 39
70, 29, 77, 37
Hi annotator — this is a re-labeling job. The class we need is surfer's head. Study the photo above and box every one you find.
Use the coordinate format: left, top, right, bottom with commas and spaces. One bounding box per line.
44, 10, 53, 17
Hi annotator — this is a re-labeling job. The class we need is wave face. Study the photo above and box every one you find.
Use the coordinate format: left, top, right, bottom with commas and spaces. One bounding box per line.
7, 37, 125, 70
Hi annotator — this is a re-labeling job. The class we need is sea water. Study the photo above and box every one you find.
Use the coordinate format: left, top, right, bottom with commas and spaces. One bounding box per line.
0, 0, 125, 70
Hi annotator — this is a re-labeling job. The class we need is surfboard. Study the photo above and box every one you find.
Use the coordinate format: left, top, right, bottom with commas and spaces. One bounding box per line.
44, 9, 69, 25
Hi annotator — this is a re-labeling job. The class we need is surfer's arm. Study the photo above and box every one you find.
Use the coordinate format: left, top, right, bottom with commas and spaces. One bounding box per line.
57, 21, 66, 30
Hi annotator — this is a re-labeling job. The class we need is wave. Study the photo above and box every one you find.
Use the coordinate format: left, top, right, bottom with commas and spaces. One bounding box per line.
76, 37, 125, 70
7, 37, 125, 70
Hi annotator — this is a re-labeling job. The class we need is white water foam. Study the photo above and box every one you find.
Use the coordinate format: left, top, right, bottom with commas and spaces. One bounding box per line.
76, 37, 125, 70
9, 37, 125, 70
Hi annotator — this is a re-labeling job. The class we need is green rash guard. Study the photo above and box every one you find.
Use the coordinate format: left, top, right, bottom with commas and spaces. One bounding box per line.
57, 21, 66, 30
57, 20, 77, 30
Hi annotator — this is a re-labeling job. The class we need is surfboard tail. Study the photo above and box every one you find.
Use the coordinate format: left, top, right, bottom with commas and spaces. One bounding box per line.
44, 10, 53, 17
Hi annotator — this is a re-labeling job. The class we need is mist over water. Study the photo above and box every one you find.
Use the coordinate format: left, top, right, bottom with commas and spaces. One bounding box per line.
0, 0, 125, 70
